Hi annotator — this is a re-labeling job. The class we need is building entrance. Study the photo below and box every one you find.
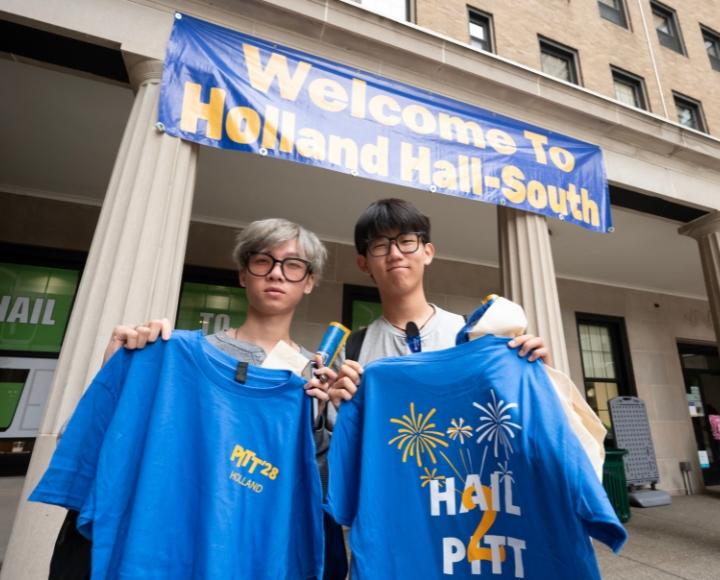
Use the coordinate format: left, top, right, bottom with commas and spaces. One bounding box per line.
679, 343, 720, 486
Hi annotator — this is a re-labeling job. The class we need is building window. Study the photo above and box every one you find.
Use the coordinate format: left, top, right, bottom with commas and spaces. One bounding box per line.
468, 9, 493, 52
352, 0, 409, 21
598, 0, 628, 28
702, 25, 720, 72
674, 93, 707, 132
651, 1, 684, 54
611, 67, 648, 110
539, 38, 580, 84
577, 315, 635, 430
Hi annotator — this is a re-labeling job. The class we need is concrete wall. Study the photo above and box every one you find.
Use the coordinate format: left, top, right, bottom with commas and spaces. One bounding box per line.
559, 278, 712, 494
416, 0, 720, 136
0, 193, 100, 252
1, 191, 709, 493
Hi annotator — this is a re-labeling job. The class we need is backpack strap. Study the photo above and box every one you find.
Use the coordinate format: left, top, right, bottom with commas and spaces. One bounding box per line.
344, 327, 368, 361
345, 311, 466, 361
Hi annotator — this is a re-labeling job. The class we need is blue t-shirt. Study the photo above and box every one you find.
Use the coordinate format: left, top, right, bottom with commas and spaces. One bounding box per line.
31, 330, 323, 580
325, 335, 627, 579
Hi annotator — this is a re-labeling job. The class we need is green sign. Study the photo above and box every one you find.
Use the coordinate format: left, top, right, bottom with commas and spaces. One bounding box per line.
351, 299, 383, 331
176, 282, 248, 334
0, 263, 79, 353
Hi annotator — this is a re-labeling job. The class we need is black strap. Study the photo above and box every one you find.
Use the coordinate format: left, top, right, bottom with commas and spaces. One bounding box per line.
344, 327, 368, 361
49, 510, 91, 580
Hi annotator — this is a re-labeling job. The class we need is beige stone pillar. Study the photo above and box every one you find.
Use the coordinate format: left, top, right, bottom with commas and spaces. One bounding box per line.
1, 60, 197, 580
679, 212, 720, 345
497, 206, 570, 374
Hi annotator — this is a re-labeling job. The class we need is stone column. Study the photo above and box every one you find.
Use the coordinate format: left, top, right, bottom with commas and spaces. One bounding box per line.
1, 60, 198, 580
497, 206, 570, 374
679, 212, 720, 346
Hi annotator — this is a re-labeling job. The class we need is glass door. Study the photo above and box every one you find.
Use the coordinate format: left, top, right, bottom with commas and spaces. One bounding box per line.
678, 344, 720, 486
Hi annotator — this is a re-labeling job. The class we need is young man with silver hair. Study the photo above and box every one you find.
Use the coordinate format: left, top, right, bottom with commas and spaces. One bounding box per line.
48, 218, 347, 580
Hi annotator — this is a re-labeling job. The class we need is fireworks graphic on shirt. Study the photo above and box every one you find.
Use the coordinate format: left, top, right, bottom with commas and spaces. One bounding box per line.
446, 417, 473, 444
388, 403, 449, 467
473, 390, 522, 460
420, 467, 446, 488
497, 460, 515, 484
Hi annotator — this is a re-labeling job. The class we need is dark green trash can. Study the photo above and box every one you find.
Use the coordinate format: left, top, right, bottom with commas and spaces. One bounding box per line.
603, 448, 630, 523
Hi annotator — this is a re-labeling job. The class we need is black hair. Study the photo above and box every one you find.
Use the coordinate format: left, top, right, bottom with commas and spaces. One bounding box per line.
354, 198, 431, 255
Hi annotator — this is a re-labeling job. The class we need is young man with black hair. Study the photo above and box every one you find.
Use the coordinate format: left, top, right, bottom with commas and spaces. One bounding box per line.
323, 200, 618, 580
329, 198, 550, 405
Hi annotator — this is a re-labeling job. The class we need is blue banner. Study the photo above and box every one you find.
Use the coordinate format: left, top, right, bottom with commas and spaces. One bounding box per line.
160, 14, 612, 232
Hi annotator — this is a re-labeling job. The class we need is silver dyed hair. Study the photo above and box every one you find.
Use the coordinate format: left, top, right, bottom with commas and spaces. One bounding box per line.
232, 218, 327, 281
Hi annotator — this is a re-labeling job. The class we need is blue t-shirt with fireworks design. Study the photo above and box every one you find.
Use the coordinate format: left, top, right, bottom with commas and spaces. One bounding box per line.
325, 335, 626, 579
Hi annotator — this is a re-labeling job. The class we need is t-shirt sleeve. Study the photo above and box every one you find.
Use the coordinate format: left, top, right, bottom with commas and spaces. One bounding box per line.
324, 393, 363, 526
573, 443, 628, 553
29, 350, 130, 515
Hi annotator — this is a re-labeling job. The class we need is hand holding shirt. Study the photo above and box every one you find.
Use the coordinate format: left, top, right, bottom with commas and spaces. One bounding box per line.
326, 303, 626, 579
31, 331, 324, 580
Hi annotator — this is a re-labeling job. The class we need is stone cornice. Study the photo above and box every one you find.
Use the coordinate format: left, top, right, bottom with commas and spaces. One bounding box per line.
237, 0, 720, 170
5, 0, 719, 190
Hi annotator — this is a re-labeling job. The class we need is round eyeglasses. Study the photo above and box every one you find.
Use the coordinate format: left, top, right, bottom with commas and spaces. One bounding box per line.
367, 232, 424, 257
245, 252, 312, 282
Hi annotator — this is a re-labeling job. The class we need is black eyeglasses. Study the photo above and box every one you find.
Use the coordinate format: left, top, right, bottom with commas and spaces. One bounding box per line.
245, 252, 312, 282
366, 232, 425, 257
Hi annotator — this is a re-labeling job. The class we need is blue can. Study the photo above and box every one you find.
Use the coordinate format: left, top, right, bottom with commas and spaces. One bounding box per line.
316, 322, 351, 368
